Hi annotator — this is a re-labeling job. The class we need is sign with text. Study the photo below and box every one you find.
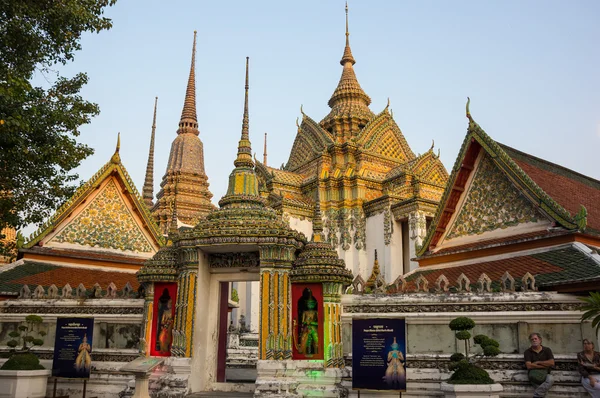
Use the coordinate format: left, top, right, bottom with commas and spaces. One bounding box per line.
352, 318, 406, 391
52, 317, 94, 379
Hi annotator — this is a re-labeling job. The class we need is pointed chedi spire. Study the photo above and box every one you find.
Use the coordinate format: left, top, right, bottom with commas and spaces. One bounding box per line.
143, 97, 158, 208
321, 3, 374, 140
234, 57, 254, 169
178, 31, 199, 135
219, 57, 264, 209
152, 31, 215, 234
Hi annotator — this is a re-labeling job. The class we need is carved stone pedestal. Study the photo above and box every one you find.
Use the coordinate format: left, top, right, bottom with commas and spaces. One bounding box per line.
254, 360, 347, 398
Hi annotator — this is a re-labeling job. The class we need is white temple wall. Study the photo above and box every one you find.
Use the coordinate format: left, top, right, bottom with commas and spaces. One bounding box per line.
287, 216, 312, 240
341, 291, 598, 357
365, 212, 384, 280
249, 280, 260, 332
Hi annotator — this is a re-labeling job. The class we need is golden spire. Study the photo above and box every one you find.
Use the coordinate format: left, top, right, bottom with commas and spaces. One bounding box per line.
341, 2, 355, 66
234, 57, 254, 169
219, 57, 262, 207
321, 3, 373, 135
110, 133, 121, 164
177, 31, 199, 136
263, 132, 267, 166
143, 97, 157, 208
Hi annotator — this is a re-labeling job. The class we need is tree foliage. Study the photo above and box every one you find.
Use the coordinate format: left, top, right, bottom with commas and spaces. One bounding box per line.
0, 0, 116, 251
580, 291, 600, 334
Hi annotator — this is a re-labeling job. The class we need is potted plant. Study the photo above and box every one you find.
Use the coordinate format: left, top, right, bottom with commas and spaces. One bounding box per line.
0, 315, 51, 398
440, 316, 504, 397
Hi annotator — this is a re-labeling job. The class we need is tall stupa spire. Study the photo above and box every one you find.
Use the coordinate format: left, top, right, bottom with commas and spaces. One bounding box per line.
320, 3, 374, 140
219, 57, 263, 208
178, 30, 199, 135
234, 57, 253, 169
143, 97, 158, 208
152, 31, 215, 233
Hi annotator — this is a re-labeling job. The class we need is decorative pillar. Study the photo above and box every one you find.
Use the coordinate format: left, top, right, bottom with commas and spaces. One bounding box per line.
258, 245, 295, 361
323, 282, 344, 368
408, 210, 427, 271
172, 247, 198, 357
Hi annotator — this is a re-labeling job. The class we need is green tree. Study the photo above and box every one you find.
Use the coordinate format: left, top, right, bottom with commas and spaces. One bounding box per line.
0, 0, 117, 253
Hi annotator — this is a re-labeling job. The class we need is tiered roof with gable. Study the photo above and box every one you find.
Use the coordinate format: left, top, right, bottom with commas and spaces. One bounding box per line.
152, 31, 215, 233
406, 99, 600, 293
23, 135, 164, 257
256, 6, 447, 222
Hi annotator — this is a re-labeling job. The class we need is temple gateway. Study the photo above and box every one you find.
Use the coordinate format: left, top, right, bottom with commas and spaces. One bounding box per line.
1, 6, 599, 398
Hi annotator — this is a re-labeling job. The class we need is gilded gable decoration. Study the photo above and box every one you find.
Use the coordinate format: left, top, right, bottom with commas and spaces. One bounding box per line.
24, 137, 164, 251
53, 180, 154, 253
418, 99, 584, 256
445, 153, 542, 240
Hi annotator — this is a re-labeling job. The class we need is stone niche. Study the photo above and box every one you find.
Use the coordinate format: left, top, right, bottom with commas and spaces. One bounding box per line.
95, 323, 140, 350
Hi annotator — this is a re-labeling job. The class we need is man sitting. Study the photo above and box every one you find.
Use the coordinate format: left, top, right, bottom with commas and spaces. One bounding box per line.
524, 332, 555, 397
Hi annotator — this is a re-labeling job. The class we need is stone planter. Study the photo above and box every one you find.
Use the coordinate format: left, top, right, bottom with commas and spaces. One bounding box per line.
0, 369, 51, 398
440, 382, 503, 398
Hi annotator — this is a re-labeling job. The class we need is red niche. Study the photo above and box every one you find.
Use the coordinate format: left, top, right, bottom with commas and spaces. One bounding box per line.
150, 282, 177, 357
291, 283, 324, 360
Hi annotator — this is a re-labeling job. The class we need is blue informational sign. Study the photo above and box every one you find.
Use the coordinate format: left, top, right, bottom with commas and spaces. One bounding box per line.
352, 318, 406, 392
52, 317, 95, 379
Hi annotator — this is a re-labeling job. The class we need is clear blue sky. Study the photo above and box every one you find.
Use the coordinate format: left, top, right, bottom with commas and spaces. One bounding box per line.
39, 0, 600, 212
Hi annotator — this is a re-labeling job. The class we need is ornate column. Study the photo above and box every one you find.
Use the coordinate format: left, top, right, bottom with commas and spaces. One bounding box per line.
408, 210, 427, 271
140, 282, 154, 356
323, 282, 344, 368
171, 247, 198, 357
258, 245, 296, 360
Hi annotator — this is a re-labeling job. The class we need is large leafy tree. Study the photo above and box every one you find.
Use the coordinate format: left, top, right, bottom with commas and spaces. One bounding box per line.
0, 0, 116, 251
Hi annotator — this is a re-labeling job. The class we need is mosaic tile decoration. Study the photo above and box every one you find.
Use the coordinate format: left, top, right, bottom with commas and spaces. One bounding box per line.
446, 153, 541, 239
53, 179, 154, 252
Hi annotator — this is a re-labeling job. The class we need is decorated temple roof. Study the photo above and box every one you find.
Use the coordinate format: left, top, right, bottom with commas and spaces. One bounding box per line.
405, 244, 600, 292
417, 99, 590, 257
23, 136, 164, 254
501, 144, 600, 233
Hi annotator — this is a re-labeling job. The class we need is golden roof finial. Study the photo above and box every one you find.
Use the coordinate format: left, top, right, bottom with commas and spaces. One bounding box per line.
340, 2, 355, 65
110, 132, 121, 164
263, 132, 267, 166
466, 97, 471, 120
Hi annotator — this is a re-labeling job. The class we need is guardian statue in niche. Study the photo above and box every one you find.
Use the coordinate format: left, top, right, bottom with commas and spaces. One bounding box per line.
156, 289, 173, 354
293, 288, 319, 356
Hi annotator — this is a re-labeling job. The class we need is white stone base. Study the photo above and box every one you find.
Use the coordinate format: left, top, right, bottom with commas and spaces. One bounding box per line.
440, 382, 503, 398
254, 360, 347, 397
0, 369, 51, 398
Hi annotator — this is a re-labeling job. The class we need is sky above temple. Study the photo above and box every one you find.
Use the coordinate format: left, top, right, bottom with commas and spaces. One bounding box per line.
33, 0, 600, 212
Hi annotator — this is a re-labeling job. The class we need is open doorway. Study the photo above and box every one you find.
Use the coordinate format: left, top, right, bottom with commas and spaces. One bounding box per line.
217, 280, 260, 383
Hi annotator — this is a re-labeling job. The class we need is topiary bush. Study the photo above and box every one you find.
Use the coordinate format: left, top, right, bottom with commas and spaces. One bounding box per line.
0, 353, 44, 370
1, 314, 46, 370
447, 316, 501, 384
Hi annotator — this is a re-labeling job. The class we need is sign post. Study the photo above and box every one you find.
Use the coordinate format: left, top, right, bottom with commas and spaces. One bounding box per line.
52, 317, 95, 397
352, 318, 406, 394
